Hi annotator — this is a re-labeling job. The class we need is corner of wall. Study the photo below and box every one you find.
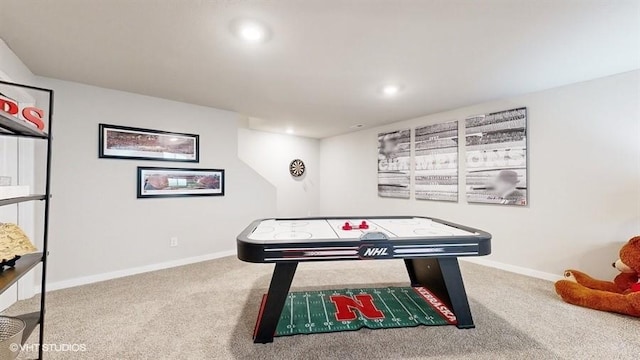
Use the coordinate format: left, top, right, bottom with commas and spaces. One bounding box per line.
0, 38, 36, 85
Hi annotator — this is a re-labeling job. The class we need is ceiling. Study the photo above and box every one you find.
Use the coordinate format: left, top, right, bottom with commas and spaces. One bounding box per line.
1, 0, 639, 138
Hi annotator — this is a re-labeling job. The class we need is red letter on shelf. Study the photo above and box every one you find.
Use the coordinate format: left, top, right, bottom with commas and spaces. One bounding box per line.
330, 294, 385, 321
0, 98, 18, 115
22, 107, 45, 130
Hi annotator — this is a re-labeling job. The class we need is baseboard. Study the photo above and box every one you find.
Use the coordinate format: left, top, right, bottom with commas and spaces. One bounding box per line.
40, 251, 561, 293
41, 249, 236, 292
461, 257, 563, 282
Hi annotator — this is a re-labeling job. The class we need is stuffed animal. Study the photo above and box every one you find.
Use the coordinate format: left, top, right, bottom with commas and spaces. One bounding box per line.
554, 236, 640, 317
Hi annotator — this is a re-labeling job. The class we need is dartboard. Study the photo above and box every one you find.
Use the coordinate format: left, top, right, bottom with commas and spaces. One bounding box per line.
289, 159, 305, 177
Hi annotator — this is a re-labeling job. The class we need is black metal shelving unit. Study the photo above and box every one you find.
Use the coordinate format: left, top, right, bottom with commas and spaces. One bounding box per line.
0, 80, 53, 360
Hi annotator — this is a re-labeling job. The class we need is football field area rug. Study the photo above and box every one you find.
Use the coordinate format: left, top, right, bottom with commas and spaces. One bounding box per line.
257, 286, 458, 337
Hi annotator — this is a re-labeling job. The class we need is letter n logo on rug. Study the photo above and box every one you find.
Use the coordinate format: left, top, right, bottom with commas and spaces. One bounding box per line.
329, 294, 385, 321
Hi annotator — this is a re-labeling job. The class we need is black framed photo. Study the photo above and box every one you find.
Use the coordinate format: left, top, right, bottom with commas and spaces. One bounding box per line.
99, 124, 199, 162
137, 167, 225, 198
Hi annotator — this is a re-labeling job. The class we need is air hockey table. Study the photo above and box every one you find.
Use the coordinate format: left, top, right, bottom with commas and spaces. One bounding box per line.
237, 216, 491, 343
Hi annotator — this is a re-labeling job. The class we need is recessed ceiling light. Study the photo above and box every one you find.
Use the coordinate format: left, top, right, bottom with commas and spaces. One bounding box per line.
382, 85, 400, 96
285, 128, 295, 134
236, 21, 267, 43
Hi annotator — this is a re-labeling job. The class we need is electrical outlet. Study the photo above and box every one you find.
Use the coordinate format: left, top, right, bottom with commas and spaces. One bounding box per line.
170, 237, 178, 247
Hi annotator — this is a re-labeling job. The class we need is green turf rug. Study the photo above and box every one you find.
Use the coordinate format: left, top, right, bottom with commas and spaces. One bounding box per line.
263, 286, 457, 337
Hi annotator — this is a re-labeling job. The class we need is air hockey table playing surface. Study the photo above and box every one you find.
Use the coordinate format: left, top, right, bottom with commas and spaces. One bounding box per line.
237, 216, 491, 262
237, 216, 491, 343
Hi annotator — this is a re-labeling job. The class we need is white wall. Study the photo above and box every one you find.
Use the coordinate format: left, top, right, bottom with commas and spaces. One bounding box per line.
34, 77, 277, 285
4, 36, 639, 288
320, 71, 640, 280
238, 128, 320, 217
0, 39, 34, 85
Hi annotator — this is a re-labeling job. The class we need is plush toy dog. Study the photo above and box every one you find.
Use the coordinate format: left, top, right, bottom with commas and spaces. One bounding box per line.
554, 236, 640, 317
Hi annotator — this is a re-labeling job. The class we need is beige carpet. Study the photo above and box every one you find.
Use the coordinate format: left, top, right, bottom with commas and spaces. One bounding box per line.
4, 256, 639, 359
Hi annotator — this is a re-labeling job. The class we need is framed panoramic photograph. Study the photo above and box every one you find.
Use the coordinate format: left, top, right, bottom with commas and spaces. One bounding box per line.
137, 167, 225, 198
99, 124, 199, 162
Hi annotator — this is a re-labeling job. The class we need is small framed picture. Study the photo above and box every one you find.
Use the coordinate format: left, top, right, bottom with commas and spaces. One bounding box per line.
99, 124, 199, 162
137, 167, 225, 198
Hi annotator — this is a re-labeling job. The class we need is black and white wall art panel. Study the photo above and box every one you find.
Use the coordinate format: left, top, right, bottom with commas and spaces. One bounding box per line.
465, 107, 527, 206
414, 121, 459, 202
377, 129, 411, 199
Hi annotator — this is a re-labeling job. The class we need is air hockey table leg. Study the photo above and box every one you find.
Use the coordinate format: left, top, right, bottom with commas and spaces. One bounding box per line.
253, 262, 298, 343
404, 257, 474, 329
